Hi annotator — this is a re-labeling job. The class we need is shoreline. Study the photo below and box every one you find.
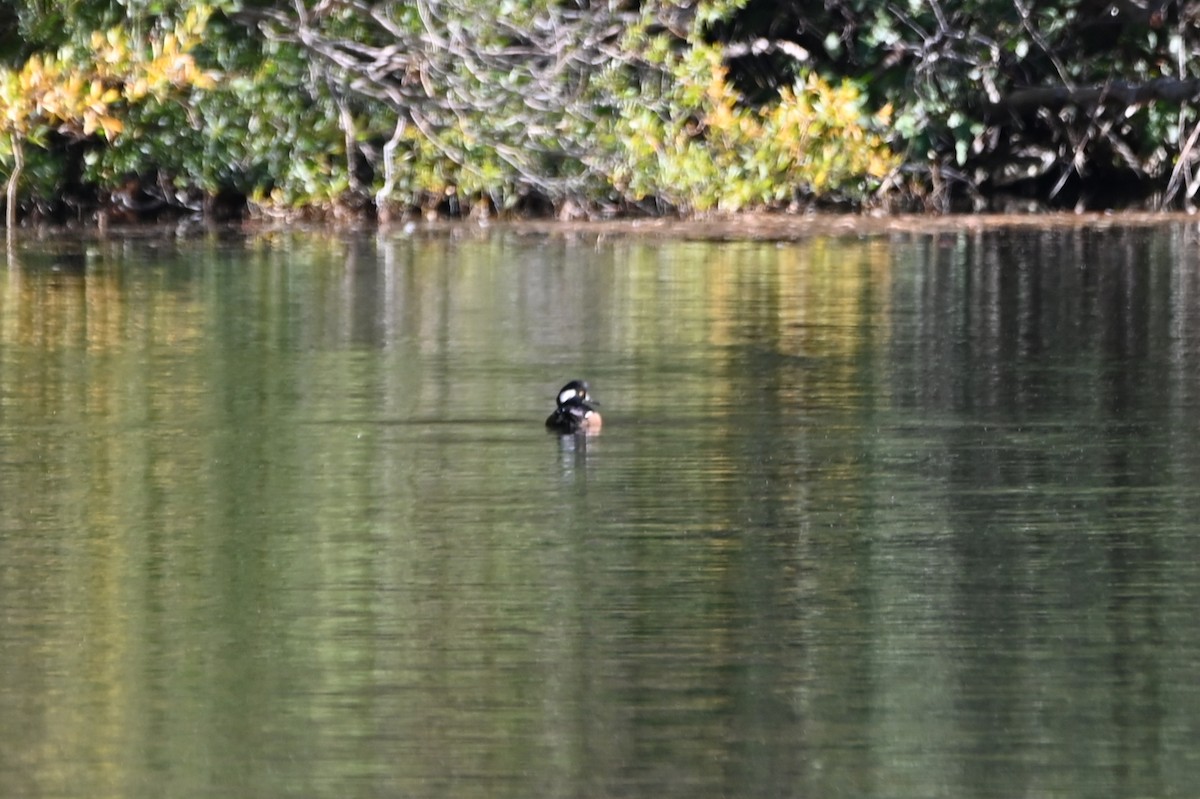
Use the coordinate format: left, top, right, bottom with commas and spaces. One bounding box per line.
6, 209, 1200, 244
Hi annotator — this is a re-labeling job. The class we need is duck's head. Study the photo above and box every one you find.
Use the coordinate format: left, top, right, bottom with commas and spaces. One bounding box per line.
556, 379, 594, 408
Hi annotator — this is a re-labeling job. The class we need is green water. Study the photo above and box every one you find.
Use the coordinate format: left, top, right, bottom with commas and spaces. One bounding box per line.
1, 225, 1199, 798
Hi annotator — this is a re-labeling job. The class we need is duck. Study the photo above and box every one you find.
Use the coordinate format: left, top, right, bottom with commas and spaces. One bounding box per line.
545, 379, 602, 434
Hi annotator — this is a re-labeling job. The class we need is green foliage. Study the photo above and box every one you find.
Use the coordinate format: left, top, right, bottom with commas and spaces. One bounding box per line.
0, 5, 215, 223
604, 42, 898, 211
94, 55, 348, 203
0, 0, 904, 219
744, 0, 1200, 208
8, 0, 1195, 218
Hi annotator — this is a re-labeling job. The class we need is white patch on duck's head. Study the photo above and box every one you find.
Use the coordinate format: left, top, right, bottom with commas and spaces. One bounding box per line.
556, 380, 589, 406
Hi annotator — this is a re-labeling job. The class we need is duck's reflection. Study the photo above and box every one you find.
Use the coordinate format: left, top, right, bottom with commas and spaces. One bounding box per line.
555, 428, 597, 481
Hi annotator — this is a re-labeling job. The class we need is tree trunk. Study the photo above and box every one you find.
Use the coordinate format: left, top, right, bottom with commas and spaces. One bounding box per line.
5, 134, 23, 231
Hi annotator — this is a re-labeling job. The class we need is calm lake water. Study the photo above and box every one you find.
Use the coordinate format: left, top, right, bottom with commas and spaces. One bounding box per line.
2, 222, 1200, 798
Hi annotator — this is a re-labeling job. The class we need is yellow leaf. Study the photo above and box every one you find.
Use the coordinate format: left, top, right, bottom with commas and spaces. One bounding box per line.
125, 78, 148, 102
100, 115, 123, 138
193, 70, 217, 90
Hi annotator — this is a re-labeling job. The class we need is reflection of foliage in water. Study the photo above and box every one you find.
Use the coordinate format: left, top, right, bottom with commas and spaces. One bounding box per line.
5, 228, 1200, 798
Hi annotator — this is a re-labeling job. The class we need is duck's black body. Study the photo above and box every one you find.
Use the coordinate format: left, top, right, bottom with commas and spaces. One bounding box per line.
546, 380, 602, 434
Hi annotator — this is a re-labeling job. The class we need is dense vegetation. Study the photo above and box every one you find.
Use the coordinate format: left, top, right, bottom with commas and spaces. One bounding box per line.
1, 0, 1199, 224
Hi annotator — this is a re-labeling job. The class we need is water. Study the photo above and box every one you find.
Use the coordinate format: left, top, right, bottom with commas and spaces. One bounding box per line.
2, 223, 1200, 798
